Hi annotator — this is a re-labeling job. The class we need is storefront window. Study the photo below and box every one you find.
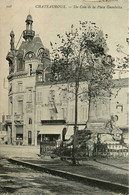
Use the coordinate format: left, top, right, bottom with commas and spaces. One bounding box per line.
16, 126, 23, 141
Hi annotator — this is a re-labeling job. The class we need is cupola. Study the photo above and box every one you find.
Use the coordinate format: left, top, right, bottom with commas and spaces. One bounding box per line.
23, 14, 35, 41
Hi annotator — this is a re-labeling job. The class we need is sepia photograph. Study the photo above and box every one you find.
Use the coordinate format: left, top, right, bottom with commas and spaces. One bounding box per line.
0, 0, 128, 194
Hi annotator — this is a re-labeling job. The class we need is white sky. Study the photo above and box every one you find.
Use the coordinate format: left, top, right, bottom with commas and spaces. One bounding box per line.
0, 0, 128, 121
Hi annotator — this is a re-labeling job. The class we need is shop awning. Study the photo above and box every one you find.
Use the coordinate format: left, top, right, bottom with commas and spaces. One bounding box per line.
41, 120, 66, 125
39, 125, 65, 135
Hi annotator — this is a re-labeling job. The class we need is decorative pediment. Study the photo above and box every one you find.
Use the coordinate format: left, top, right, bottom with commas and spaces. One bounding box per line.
26, 103, 33, 113
17, 53, 23, 59
14, 120, 23, 125
16, 95, 24, 100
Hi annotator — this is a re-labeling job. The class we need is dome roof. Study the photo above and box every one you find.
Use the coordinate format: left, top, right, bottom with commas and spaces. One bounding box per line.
18, 36, 44, 57
26, 14, 33, 21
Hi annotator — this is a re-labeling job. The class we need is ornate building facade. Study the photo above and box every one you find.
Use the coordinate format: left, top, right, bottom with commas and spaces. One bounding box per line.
6, 15, 51, 145
5, 15, 129, 146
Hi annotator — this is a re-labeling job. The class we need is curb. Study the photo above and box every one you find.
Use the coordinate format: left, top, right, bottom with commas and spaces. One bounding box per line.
8, 158, 129, 194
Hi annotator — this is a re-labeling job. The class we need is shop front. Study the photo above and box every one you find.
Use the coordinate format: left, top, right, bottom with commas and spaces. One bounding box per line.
16, 125, 23, 145
37, 120, 66, 145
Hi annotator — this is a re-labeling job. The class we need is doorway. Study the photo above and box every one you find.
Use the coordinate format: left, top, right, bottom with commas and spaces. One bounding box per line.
28, 131, 32, 145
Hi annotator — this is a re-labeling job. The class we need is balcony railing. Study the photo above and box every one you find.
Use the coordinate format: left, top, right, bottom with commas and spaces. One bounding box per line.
23, 30, 35, 39
5, 115, 12, 121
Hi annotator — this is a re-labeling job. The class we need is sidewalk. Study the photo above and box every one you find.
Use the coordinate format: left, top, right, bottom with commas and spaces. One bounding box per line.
13, 156, 129, 187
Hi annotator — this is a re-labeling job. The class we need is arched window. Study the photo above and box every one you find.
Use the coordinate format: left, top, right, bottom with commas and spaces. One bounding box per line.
29, 118, 32, 125
25, 52, 35, 59
37, 48, 44, 61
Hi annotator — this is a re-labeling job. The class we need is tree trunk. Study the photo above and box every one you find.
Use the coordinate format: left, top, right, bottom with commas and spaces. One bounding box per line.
72, 80, 79, 165
88, 95, 92, 122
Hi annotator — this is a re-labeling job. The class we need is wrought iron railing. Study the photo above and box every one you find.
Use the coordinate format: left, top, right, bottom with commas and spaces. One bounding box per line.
5, 115, 12, 120
23, 30, 35, 38
93, 142, 128, 157
51, 141, 128, 160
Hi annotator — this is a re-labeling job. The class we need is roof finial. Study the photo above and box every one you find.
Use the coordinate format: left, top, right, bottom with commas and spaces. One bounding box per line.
10, 29, 15, 51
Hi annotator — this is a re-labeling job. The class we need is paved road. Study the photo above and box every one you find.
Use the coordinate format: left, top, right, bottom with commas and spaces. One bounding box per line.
0, 158, 121, 195
0, 145, 40, 159
0, 145, 127, 195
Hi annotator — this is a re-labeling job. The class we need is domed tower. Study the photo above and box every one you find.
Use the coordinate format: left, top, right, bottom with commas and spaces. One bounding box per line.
6, 15, 51, 146
23, 14, 35, 41
6, 30, 16, 75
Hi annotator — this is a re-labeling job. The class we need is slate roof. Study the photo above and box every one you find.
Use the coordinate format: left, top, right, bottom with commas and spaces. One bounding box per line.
37, 64, 44, 71
18, 36, 44, 57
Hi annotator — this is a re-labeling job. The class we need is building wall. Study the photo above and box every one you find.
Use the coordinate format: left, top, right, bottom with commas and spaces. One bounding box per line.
7, 55, 41, 145
35, 82, 89, 144
35, 83, 89, 122
8, 74, 36, 145
7, 73, 129, 146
